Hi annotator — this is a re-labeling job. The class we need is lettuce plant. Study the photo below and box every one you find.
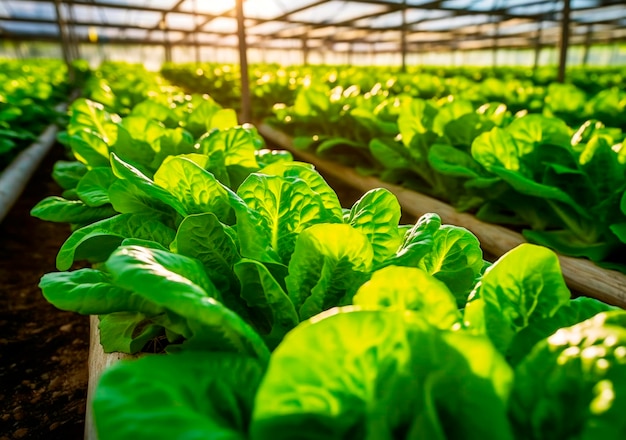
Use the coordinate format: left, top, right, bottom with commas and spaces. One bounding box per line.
33, 64, 626, 439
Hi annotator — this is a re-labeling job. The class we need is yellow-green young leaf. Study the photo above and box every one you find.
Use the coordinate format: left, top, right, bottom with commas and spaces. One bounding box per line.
286, 223, 373, 320
67, 98, 118, 144
154, 156, 232, 221
111, 116, 165, 167
260, 161, 343, 221
209, 108, 239, 131
472, 127, 520, 171
198, 125, 263, 189
68, 129, 111, 167
235, 173, 339, 265
417, 224, 484, 307
345, 188, 402, 264
353, 266, 461, 330
251, 308, 513, 440
463, 243, 570, 353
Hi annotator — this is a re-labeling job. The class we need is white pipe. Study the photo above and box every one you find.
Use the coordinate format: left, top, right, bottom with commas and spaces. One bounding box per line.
0, 102, 68, 223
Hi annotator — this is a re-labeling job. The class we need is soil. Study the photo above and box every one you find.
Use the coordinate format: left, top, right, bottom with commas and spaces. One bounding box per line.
0, 145, 89, 440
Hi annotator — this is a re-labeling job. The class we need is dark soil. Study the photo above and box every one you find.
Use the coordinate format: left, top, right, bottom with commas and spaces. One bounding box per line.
0, 145, 89, 440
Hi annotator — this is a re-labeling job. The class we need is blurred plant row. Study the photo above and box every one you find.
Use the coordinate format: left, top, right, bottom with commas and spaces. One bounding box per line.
0, 59, 89, 170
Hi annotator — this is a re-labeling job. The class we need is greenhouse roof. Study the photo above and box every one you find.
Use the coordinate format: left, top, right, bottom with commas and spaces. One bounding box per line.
0, 0, 624, 53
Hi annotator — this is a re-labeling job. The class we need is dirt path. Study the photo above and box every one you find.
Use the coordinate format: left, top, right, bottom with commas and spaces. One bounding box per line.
0, 145, 89, 440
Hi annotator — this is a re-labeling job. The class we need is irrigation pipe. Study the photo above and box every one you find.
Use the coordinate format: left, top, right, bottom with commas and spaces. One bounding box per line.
0, 101, 69, 223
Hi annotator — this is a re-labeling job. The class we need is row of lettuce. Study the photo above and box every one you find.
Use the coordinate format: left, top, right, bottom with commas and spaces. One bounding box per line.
163, 62, 626, 273
161, 62, 626, 128
31, 62, 626, 439
0, 59, 89, 170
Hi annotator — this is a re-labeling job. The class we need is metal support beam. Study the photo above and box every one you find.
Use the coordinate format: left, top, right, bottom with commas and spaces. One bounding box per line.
66, 0, 81, 61
401, 0, 407, 72
493, 21, 500, 68
236, 0, 251, 123
302, 35, 309, 66
533, 22, 543, 71
194, 0, 200, 63
557, 0, 571, 83
582, 25, 593, 66
53, 0, 74, 81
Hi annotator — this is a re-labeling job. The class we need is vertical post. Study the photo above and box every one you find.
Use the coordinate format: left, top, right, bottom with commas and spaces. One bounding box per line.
194, 0, 200, 63
401, 0, 407, 72
582, 25, 592, 66
557, 0, 571, 83
302, 35, 309, 65
164, 41, 172, 63
492, 20, 500, 68
66, 0, 81, 61
160, 19, 172, 63
347, 42, 353, 65
16, 42, 25, 59
260, 38, 267, 64
236, 0, 252, 123
610, 41, 619, 65
53, 0, 74, 81
533, 21, 543, 72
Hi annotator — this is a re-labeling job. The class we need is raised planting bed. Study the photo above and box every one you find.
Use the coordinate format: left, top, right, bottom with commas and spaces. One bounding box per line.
258, 122, 626, 308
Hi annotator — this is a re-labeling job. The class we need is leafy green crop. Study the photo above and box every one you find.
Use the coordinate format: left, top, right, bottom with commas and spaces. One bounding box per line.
32, 63, 626, 439
0, 59, 78, 169
259, 68, 626, 272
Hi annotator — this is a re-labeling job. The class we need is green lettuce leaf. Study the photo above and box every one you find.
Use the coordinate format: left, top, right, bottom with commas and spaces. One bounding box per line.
56, 213, 176, 270
463, 243, 571, 353
31, 196, 116, 225
153, 156, 233, 221
94, 352, 264, 440
105, 246, 269, 360
345, 188, 403, 264
234, 258, 299, 349
353, 265, 461, 329
251, 307, 513, 440
170, 213, 241, 293
286, 224, 374, 320
235, 171, 339, 265
510, 311, 626, 440
97, 312, 163, 354
76, 167, 117, 207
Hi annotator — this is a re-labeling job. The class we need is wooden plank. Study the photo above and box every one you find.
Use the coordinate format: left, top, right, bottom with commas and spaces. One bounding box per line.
85, 315, 132, 440
258, 122, 626, 308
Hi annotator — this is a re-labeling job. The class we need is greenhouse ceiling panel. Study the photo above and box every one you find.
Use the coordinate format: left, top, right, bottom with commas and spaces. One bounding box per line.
0, 0, 623, 52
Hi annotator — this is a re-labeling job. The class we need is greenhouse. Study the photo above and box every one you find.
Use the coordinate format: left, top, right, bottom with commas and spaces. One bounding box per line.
1, 0, 626, 439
